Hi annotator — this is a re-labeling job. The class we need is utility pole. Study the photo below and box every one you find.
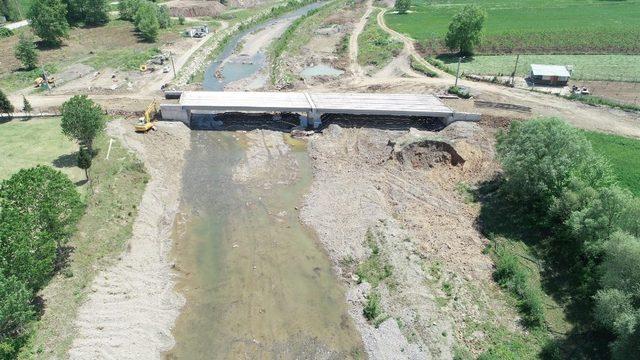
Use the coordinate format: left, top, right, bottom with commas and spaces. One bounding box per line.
510, 54, 520, 87
454, 56, 463, 87
170, 51, 176, 78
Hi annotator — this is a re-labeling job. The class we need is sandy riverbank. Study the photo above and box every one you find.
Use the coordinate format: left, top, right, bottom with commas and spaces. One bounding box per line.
300, 123, 523, 358
68, 120, 190, 359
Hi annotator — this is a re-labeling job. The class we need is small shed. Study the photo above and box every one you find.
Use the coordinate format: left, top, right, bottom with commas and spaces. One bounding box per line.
185, 24, 210, 37
529, 64, 571, 86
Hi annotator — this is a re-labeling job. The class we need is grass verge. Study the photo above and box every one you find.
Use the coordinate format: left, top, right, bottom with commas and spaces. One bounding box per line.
566, 94, 640, 113
409, 55, 437, 77
16, 127, 148, 359
357, 9, 402, 69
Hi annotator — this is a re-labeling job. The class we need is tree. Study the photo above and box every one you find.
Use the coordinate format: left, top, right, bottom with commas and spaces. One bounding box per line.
28, 0, 70, 47
0, 88, 14, 116
77, 147, 92, 180
496, 118, 614, 222
83, 0, 109, 25
394, 0, 410, 15
1, 0, 22, 22
444, 4, 486, 55
0, 165, 83, 249
14, 35, 38, 70
135, 1, 159, 42
156, 4, 170, 29
0, 205, 57, 291
22, 96, 33, 113
118, 0, 141, 21
594, 232, 640, 359
0, 271, 34, 357
60, 95, 106, 153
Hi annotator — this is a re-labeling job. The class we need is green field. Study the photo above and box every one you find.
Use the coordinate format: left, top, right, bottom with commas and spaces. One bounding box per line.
0, 117, 83, 182
437, 54, 640, 82
385, 0, 640, 54
584, 131, 640, 196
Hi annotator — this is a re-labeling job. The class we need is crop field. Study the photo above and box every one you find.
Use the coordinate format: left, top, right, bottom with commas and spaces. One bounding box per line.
584, 131, 640, 196
386, 0, 640, 55
436, 54, 640, 82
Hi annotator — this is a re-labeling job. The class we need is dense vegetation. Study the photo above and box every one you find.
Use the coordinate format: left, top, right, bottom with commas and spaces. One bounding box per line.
0, 166, 84, 357
479, 118, 640, 359
385, 0, 640, 55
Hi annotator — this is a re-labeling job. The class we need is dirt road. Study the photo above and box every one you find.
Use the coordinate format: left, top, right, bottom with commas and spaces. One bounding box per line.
348, 0, 373, 77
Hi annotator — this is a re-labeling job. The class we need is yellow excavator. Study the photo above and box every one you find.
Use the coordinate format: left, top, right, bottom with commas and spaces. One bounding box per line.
135, 100, 160, 132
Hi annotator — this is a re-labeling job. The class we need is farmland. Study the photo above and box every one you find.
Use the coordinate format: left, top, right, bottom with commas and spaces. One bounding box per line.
385, 0, 640, 54
437, 54, 640, 82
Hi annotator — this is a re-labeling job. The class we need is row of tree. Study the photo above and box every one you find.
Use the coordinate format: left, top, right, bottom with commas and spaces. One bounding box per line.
118, 0, 171, 42
495, 118, 640, 358
0, 95, 105, 356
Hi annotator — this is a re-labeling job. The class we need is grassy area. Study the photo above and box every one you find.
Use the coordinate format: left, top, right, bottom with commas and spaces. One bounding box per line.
435, 54, 640, 82
0, 117, 83, 182
358, 9, 402, 68
584, 131, 640, 196
85, 47, 162, 71
566, 94, 640, 113
12, 124, 148, 359
385, 0, 640, 54
409, 55, 437, 77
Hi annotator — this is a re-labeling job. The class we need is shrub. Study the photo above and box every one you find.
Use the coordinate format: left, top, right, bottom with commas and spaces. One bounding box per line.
14, 35, 38, 70
135, 1, 159, 42
0, 88, 14, 115
394, 0, 410, 15
0, 272, 34, 359
363, 291, 382, 321
0, 28, 13, 38
447, 85, 470, 99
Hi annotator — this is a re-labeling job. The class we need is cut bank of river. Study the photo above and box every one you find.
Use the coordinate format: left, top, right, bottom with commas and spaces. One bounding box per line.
166, 131, 364, 359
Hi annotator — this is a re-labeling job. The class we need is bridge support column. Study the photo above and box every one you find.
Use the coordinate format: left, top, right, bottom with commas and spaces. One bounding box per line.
299, 114, 309, 128
310, 111, 321, 129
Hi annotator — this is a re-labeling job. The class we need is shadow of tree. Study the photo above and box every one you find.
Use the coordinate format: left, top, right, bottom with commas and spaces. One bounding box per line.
473, 176, 612, 359
53, 152, 77, 168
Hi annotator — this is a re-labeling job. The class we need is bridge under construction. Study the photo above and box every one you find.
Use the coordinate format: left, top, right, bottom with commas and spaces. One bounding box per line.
160, 91, 479, 128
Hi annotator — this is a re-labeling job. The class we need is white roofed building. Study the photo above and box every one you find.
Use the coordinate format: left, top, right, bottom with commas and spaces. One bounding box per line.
529, 64, 571, 86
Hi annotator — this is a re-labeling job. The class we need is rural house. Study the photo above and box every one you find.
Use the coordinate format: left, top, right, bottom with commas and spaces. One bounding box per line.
528, 64, 571, 86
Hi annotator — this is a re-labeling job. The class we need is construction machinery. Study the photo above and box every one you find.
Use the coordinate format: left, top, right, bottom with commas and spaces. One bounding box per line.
134, 100, 160, 132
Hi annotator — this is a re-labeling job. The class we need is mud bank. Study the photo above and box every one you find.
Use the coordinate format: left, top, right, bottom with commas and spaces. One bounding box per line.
301, 123, 522, 358
68, 121, 190, 359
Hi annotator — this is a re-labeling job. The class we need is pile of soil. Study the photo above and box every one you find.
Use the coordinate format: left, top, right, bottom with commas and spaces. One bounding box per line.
393, 138, 465, 168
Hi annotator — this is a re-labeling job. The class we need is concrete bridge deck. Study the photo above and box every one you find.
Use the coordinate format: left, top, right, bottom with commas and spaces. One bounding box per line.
160, 91, 479, 127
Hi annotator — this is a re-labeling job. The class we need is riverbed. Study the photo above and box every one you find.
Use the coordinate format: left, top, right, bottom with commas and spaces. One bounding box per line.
165, 129, 364, 359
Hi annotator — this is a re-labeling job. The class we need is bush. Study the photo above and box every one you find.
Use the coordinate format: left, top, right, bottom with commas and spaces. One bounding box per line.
0, 28, 13, 38
363, 291, 382, 321
0, 88, 14, 115
394, 0, 410, 14
447, 85, 470, 99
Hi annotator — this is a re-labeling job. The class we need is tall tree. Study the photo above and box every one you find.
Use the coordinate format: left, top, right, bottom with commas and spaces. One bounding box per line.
28, 0, 70, 47
444, 4, 486, 55
14, 35, 38, 70
0, 88, 14, 116
394, 0, 410, 15
83, 0, 108, 25
60, 95, 106, 153
135, 1, 159, 42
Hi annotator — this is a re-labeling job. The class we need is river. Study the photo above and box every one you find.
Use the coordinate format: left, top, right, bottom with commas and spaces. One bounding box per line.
165, 3, 364, 358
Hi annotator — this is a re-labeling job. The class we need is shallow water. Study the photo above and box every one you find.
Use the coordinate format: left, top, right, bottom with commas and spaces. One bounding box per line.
166, 131, 363, 359
203, 2, 326, 91
300, 64, 345, 78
